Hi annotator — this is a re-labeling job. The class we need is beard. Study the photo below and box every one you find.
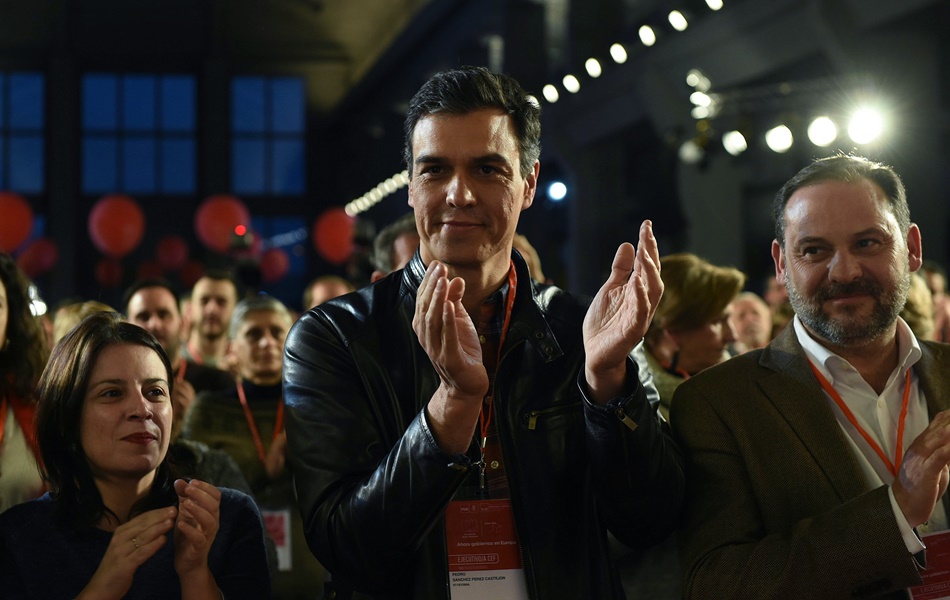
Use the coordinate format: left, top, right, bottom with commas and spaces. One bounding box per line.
786, 268, 910, 348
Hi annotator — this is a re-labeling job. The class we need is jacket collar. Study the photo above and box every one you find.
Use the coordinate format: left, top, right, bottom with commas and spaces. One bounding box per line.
402, 248, 564, 363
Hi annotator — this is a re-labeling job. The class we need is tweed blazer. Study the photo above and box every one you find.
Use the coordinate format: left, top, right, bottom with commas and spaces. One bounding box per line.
671, 324, 950, 600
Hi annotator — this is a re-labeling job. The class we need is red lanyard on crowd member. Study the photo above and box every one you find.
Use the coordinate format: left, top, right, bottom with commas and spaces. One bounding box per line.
236, 379, 285, 465
176, 359, 188, 382
0, 396, 7, 448
478, 264, 518, 457
807, 359, 911, 478
187, 341, 204, 365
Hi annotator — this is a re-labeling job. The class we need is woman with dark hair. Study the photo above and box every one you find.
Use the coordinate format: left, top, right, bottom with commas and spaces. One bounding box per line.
0, 251, 48, 512
0, 312, 271, 599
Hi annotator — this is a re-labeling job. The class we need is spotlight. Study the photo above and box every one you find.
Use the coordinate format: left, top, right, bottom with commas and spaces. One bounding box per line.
706, 0, 724, 10
668, 10, 688, 31
765, 125, 793, 153
848, 108, 884, 144
542, 84, 559, 103
807, 116, 837, 147
722, 130, 747, 156
678, 139, 705, 164
639, 25, 657, 47
610, 43, 628, 64
690, 91, 712, 107
686, 69, 712, 92
547, 181, 567, 202
585, 58, 602, 78
562, 75, 580, 94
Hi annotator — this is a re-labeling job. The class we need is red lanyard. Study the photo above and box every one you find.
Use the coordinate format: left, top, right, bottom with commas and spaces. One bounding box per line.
187, 341, 204, 365
807, 359, 912, 478
236, 380, 285, 465
0, 396, 7, 448
176, 359, 187, 381
478, 263, 518, 447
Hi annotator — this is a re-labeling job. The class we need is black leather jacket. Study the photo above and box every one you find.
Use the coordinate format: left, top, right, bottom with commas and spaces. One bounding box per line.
283, 251, 685, 599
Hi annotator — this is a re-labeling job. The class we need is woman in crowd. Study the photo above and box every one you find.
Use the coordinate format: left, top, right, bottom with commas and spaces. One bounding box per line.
643, 252, 745, 421
185, 295, 325, 598
0, 312, 270, 599
0, 252, 48, 513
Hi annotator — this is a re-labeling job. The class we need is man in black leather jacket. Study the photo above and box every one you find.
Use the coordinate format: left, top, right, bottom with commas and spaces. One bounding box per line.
283, 66, 685, 599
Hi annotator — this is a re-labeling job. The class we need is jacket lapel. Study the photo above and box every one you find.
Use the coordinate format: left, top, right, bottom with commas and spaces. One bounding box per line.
757, 326, 869, 502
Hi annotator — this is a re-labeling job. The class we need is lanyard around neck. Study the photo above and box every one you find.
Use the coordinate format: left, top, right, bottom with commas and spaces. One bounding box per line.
807, 359, 912, 478
478, 263, 518, 447
236, 379, 285, 465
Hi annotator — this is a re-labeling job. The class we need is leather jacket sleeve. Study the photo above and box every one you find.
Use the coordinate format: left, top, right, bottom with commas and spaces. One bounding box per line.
282, 308, 474, 589
579, 343, 686, 549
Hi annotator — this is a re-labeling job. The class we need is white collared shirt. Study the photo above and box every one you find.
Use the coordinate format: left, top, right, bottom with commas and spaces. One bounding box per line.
793, 316, 947, 553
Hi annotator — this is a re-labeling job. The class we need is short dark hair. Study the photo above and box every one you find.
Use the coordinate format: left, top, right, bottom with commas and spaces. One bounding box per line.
191, 269, 241, 300
0, 252, 49, 398
121, 277, 180, 315
403, 66, 541, 179
372, 212, 419, 272
35, 311, 177, 528
773, 154, 910, 248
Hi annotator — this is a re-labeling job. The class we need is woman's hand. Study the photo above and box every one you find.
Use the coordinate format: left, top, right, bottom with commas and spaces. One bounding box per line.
173, 479, 221, 583
76, 507, 177, 600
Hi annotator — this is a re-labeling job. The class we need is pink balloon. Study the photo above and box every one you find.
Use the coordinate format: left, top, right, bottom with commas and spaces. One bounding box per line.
16, 237, 58, 278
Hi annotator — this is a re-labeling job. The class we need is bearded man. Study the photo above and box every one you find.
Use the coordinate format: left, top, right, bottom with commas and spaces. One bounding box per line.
672, 154, 950, 599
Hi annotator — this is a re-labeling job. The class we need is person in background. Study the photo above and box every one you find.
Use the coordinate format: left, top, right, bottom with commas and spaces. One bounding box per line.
370, 212, 420, 282
301, 275, 354, 311
673, 154, 950, 598
283, 65, 683, 599
0, 252, 48, 513
0, 312, 270, 599
52, 300, 114, 345
182, 271, 239, 369
921, 259, 950, 342
185, 295, 325, 599
512, 232, 550, 285
729, 291, 772, 353
900, 271, 936, 341
642, 252, 745, 421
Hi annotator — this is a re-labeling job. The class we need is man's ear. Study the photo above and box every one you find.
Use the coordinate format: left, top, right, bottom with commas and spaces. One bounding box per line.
771, 239, 787, 285
521, 161, 539, 210
907, 223, 923, 272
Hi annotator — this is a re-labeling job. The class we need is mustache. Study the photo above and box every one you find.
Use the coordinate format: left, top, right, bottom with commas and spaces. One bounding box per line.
812, 279, 882, 303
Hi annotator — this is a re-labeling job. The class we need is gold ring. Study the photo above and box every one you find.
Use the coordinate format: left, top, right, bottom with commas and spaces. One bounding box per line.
132, 537, 140, 549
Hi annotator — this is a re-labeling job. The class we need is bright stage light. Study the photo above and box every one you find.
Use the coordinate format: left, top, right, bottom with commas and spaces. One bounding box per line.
547, 181, 567, 202
807, 116, 837, 147
542, 84, 559, 103
848, 108, 884, 144
562, 74, 580, 94
610, 43, 628, 63
585, 58, 602, 78
639, 25, 657, 47
765, 125, 793, 153
722, 130, 748, 156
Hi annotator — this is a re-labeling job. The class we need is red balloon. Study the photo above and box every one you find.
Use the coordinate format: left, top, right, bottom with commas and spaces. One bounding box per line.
194, 195, 250, 253
88, 194, 145, 258
137, 260, 164, 280
156, 235, 189, 271
260, 248, 290, 284
0, 192, 34, 253
16, 237, 58, 278
95, 258, 123, 288
312, 208, 355, 265
180, 260, 205, 288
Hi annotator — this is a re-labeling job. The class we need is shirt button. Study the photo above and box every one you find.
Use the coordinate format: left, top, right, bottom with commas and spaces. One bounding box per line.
490, 460, 500, 469
479, 334, 487, 344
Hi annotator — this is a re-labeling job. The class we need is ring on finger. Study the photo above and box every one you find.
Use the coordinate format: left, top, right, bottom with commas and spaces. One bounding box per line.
131, 537, 140, 549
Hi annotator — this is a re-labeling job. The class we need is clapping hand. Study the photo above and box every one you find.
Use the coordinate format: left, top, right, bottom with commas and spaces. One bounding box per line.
414, 260, 489, 454
77, 507, 177, 600
583, 220, 663, 404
